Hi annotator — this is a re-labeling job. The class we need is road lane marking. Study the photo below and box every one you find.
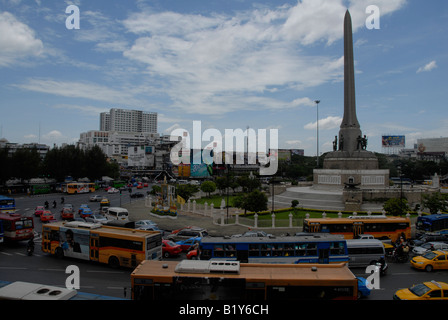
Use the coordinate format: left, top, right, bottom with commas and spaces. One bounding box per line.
38, 268, 66, 272
86, 270, 125, 274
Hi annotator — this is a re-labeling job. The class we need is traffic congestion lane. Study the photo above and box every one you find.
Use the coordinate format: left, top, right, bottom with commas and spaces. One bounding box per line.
4, 189, 448, 300
0, 237, 133, 298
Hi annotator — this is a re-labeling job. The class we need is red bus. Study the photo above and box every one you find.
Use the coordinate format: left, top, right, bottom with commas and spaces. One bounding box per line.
0, 213, 34, 242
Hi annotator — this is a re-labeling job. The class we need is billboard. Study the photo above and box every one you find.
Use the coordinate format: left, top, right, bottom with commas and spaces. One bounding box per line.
190, 150, 213, 178
382, 135, 405, 148
128, 146, 155, 167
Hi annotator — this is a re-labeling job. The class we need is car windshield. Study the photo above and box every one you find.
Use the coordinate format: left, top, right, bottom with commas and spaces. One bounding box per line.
409, 284, 431, 297
422, 251, 438, 260
421, 243, 433, 249
166, 240, 177, 247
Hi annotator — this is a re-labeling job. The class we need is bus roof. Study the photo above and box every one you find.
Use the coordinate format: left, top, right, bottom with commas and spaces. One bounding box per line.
201, 234, 345, 244
305, 216, 409, 223
0, 212, 28, 220
132, 260, 357, 286
0, 281, 77, 300
346, 239, 384, 247
418, 214, 448, 222
44, 221, 159, 239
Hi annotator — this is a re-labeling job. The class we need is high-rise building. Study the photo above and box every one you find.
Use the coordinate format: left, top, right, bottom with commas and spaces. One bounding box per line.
99, 108, 157, 133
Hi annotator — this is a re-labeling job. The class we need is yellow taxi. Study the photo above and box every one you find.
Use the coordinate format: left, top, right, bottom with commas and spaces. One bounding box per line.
410, 250, 448, 272
100, 197, 110, 207
394, 281, 448, 300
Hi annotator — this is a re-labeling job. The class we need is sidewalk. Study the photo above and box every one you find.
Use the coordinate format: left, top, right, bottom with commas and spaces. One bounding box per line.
122, 199, 300, 237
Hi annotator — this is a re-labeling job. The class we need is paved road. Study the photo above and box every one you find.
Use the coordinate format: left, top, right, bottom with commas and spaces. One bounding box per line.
2, 191, 448, 300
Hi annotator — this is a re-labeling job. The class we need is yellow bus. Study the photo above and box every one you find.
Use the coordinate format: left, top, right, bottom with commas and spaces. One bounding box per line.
303, 215, 411, 242
64, 182, 96, 194
42, 221, 162, 268
131, 260, 358, 300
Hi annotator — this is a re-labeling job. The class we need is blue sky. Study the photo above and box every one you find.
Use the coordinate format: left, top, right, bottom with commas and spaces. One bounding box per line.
0, 0, 447, 156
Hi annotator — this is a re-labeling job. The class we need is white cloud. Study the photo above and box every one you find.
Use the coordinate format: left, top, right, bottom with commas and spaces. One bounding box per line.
304, 116, 342, 130
0, 11, 44, 66
14, 78, 142, 105
417, 60, 437, 73
52, 104, 110, 116
121, 2, 350, 115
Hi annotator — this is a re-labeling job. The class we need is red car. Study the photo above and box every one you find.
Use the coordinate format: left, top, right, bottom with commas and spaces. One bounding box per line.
40, 210, 55, 223
187, 249, 198, 260
162, 239, 182, 258
34, 206, 45, 217
61, 207, 74, 220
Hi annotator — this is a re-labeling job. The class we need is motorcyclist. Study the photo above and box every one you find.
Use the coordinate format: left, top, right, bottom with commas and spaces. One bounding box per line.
27, 238, 35, 256
44, 200, 49, 209
52, 200, 57, 208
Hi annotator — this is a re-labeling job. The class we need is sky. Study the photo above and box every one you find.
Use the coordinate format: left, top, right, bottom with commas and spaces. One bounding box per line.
0, 0, 447, 156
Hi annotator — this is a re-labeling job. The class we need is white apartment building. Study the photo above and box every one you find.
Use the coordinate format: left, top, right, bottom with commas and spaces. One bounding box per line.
417, 137, 448, 154
78, 130, 160, 159
100, 108, 157, 133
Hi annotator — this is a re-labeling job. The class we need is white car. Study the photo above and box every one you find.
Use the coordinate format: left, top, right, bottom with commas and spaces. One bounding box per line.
135, 220, 157, 228
107, 187, 119, 194
412, 242, 448, 256
85, 214, 109, 224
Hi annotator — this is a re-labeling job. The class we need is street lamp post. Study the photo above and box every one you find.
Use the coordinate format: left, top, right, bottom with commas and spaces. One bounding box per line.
314, 100, 320, 167
398, 165, 403, 216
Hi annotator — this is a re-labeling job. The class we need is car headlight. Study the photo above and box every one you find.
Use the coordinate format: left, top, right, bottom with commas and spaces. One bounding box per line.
415, 261, 424, 265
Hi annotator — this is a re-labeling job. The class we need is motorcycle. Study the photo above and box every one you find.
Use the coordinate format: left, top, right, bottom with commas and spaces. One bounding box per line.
375, 258, 388, 275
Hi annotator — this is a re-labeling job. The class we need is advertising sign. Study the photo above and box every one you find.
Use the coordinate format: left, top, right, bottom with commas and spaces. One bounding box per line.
382, 135, 405, 147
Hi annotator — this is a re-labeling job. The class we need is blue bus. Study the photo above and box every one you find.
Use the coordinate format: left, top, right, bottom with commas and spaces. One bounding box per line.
198, 234, 349, 264
416, 214, 448, 235
0, 195, 15, 214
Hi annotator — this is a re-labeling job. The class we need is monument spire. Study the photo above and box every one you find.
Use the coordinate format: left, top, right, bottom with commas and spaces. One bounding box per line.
339, 9, 361, 153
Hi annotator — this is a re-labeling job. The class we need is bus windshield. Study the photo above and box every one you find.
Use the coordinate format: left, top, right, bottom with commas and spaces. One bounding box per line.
15, 219, 33, 229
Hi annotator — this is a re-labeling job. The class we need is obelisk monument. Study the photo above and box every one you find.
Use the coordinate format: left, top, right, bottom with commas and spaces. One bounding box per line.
313, 10, 389, 196
340, 10, 362, 154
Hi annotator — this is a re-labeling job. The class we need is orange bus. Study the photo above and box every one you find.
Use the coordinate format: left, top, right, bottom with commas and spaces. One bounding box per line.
303, 215, 411, 242
42, 221, 162, 268
64, 182, 95, 194
131, 260, 358, 300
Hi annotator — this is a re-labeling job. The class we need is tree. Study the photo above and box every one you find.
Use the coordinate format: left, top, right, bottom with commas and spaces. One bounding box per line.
234, 189, 268, 215
215, 177, 229, 195
176, 184, 199, 202
200, 181, 216, 197
383, 198, 410, 216
245, 189, 268, 213
422, 192, 448, 214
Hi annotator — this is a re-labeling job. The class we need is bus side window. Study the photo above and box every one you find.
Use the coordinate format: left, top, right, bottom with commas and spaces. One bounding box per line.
295, 244, 306, 256
249, 244, 260, 257
214, 245, 224, 257
306, 244, 317, 256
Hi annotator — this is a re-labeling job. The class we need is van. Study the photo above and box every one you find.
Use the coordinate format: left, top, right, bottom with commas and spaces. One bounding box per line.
347, 239, 386, 267
105, 207, 129, 221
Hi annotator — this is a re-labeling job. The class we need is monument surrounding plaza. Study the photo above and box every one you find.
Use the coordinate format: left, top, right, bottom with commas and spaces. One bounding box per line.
312, 10, 389, 210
